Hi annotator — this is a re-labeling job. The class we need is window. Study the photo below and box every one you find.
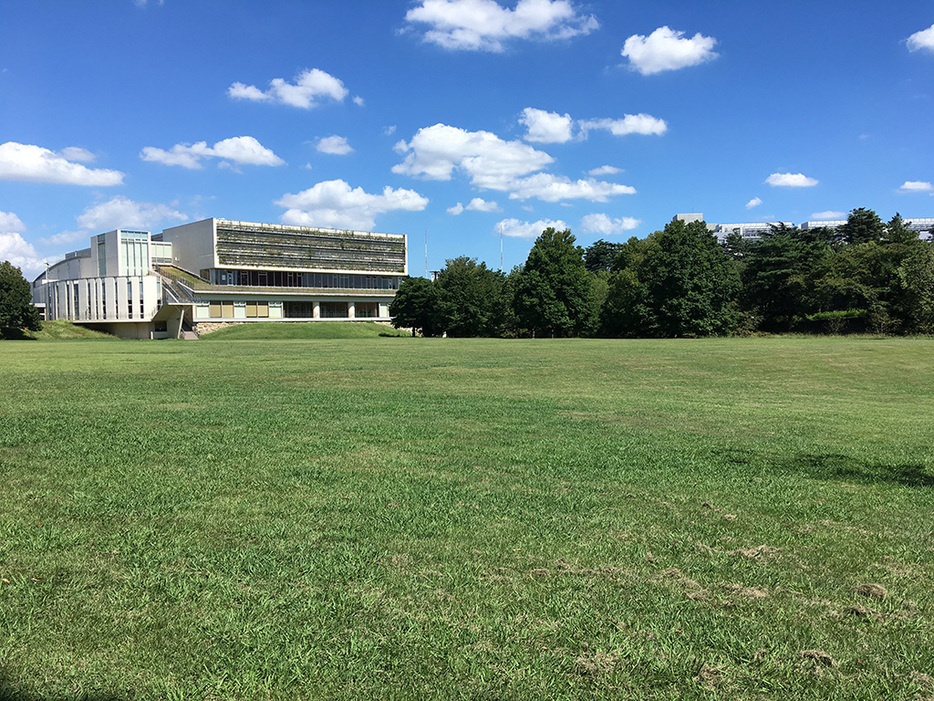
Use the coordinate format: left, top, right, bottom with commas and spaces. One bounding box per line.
246, 301, 269, 318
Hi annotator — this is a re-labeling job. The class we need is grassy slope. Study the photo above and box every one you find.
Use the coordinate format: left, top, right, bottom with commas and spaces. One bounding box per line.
0, 338, 932, 699
199, 321, 409, 340
3, 320, 117, 341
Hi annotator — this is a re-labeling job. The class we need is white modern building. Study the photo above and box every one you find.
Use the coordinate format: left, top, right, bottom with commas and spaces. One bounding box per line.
32, 218, 408, 338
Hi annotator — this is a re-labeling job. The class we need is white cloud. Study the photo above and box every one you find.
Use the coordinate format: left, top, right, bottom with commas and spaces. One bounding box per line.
384, 125, 397, 136
589, 165, 622, 176
900, 180, 933, 192
580, 213, 641, 235
316, 135, 354, 155
0, 211, 44, 277
746, 197, 762, 209
579, 114, 667, 136
0, 142, 124, 186
520, 107, 574, 143
227, 68, 349, 109
404, 0, 598, 52
449, 197, 500, 215
59, 147, 96, 163
907, 24, 934, 53
621, 26, 718, 75
392, 123, 553, 188
276, 179, 428, 230
766, 172, 818, 187
810, 210, 846, 219
75, 196, 186, 232
496, 217, 569, 239
141, 136, 284, 169
507, 173, 636, 202
0, 211, 26, 234
466, 197, 499, 212
353, 96, 365, 107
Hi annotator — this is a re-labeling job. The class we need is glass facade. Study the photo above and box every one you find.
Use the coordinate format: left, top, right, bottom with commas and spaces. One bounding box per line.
211, 269, 400, 290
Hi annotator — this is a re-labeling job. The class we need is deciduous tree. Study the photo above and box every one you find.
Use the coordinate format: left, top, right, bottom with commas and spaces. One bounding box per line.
0, 261, 41, 337
514, 228, 597, 337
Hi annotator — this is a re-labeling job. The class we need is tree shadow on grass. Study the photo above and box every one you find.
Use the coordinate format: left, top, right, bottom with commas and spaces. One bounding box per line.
789, 453, 934, 488
0, 328, 36, 341
710, 448, 934, 488
0, 671, 129, 701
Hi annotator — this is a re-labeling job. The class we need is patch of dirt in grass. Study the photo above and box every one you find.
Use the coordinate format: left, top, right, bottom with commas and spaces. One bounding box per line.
694, 663, 724, 687
526, 560, 631, 584
853, 583, 888, 600
574, 649, 620, 677
721, 583, 769, 600
731, 545, 780, 560
800, 649, 835, 668
656, 567, 707, 600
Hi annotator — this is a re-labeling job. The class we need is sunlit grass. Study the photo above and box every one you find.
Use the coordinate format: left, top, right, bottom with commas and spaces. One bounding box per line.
1, 337, 932, 699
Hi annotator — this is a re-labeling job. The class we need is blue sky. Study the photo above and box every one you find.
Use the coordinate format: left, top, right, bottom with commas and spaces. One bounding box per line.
2, 0, 934, 279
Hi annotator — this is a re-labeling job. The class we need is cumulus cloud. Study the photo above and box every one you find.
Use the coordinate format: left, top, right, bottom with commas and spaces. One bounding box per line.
404, 0, 599, 52
507, 173, 636, 202
746, 197, 762, 209
621, 26, 718, 75
579, 114, 667, 136
394, 123, 638, 202
589, 165, 622, 176
0, 211, 45, 277
316, 135, 353, 155
227, 68, 349, 109
0, 142, 123, 186
519, 107, 574, 143
810, 210, 846, 219
900, 180, 933, 192
580, 213, 641, 235
907, 24, 934, 53
496, 217, 568, 239
520, 109, 667, 143
766, 172, 818, 187
58, 147, 96, 163
141, 136, 284, 169
75, 196, 186, 232
276, 179, 428, 230
448, 197, 500, 215
393, 123, 553, 189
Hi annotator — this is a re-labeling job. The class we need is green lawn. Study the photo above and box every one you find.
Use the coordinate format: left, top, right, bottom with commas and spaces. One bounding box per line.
1, 337, 932, 699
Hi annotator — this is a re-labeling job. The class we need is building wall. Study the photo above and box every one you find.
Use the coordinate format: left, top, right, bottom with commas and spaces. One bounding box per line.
160, 219, 217, 273
38, 275, 160, 323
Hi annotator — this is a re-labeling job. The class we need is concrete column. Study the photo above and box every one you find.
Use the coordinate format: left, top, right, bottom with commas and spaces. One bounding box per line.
348, 301, 355, 319
313, 301, 320, 319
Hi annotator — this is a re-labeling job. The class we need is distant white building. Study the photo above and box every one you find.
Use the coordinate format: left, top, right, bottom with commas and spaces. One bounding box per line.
32, 218, 407, 338
713, 222, 793, 241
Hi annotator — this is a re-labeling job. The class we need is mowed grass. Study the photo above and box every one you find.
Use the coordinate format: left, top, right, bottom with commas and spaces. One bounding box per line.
199, 321, 409, 341
0, 337, 932, 699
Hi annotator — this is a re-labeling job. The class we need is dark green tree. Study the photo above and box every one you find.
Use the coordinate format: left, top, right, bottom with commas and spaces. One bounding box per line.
389, 276, 439, 336
840, 208, 885, 246
605, 219, 740, 337
583, 239, 625, 272
0, 261, 41, 337
513, 228, 597, 337
434, 256, 505, 337
885, 213, 919, 244
741, 223, 830, 331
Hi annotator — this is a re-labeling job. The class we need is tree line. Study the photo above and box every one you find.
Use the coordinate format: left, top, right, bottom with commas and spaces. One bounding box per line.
390, 208, 934, 337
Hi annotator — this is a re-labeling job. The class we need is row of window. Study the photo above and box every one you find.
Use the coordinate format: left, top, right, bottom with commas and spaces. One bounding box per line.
204, 300, 380, 319
206, 269, 401, 290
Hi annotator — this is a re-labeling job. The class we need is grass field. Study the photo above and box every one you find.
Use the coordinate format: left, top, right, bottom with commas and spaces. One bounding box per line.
1, 336, 933, 699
